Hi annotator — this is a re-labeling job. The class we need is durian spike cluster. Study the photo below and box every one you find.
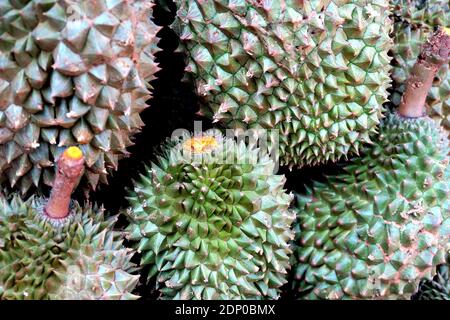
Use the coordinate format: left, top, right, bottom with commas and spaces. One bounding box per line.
126, 132, 296, 299
0, 0, 161, 193
292, 28, 450, 300
293, 112, 450, 299
390, 0, 450, 140
172, 0, 393, 167
0, 147, 139, 300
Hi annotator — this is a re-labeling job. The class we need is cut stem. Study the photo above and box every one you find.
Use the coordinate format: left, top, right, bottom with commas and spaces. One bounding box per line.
398, 28, 450, 118
45, 147, 85, 219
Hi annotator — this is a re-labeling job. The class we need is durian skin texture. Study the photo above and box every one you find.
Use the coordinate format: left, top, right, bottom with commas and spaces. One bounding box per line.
293, 112, 450, 300
173, 0, 393, 167
126, 133, 296, 299
0, 193, 139, 300
390, 0, 450, 140
0, 0, 161, 193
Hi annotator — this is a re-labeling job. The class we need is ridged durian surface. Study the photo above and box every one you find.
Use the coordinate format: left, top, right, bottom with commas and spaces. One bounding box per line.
293, 112, 450, 299
126, 133, 295, 299
390, 0, 450, 141
0, 0, 161, 192
173, 0, 393, 167
0, 193, 139, 300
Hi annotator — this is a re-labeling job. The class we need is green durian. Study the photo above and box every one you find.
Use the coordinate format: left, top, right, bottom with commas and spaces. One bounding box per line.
292, 112, 449, 299
172, 0, 393, 167
390, 0, 450, 140
0, 193, 139, 300
126, 131, 295, 299
0, 0, 161, 193
0, 146, 139, 300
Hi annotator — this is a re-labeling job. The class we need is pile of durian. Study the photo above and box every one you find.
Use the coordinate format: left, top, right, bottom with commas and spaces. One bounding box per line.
0, 0, 448, 300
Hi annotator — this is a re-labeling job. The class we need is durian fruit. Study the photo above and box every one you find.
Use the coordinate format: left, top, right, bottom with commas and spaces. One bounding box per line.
412, 254, 449, 300
172, 0, 393, 167
126, 131, 295, 299
390, 0, 450, 139
0, 195, 140, 300
0, 0, 161, 193
293, 112, 450, 300
292, 29, 450, 300
0, 147, 139, 300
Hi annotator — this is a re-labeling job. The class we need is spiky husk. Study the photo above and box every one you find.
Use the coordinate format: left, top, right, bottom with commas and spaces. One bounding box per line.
172, 0, 393, 167
412, 254, 449, 300
390, 0, 450, 140
0, 193, 139, 300
391, 0, 449, 26
0, 0, 161, 193
126, 132, 295, 299
292, 112, 450, 299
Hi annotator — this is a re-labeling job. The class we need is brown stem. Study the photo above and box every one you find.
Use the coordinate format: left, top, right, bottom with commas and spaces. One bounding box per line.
45, 147, 85, 219
398, 28, 450, 118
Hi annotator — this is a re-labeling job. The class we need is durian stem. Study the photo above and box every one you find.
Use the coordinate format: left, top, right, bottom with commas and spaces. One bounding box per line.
398, 28, 450, 118
45, 147, 84, 219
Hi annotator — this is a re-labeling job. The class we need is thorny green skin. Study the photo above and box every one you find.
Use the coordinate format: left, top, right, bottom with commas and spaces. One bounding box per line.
0, 0, 161, 193
293, 112, 449, 300
390, 0, 450, 140
172, 0, 393, 168
126, 133, 296, 299
0, 193, 139, 300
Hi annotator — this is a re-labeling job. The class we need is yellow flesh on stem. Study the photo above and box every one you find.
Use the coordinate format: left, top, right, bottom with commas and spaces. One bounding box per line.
183, 136, 218, 154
